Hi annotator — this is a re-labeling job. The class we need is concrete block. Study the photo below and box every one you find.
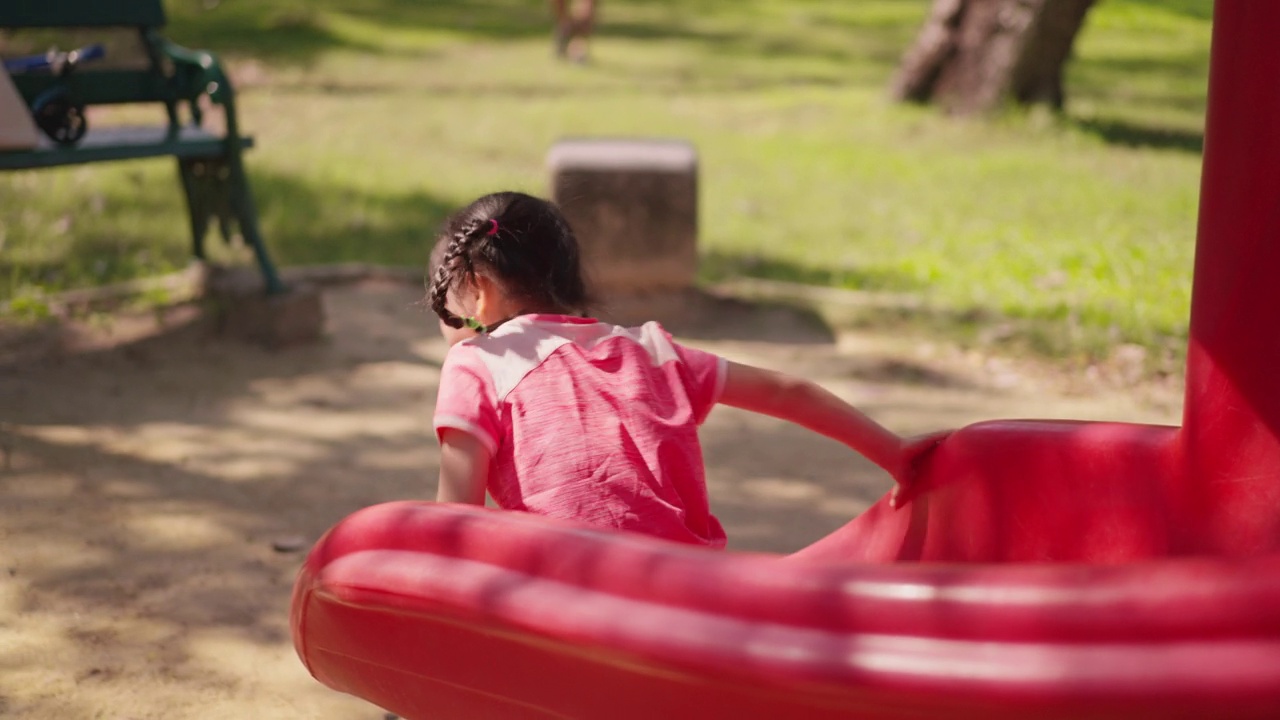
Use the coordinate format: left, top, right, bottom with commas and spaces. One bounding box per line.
548, 138, 698, 295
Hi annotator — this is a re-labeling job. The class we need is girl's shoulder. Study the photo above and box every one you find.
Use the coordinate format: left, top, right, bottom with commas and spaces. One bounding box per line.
463, 314, 690, 362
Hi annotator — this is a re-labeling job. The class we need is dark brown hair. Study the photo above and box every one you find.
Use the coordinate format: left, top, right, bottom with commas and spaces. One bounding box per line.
427, 192, 589, 329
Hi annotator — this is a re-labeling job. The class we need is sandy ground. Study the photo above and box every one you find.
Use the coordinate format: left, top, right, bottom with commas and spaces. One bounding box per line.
0, 279, 1183, 719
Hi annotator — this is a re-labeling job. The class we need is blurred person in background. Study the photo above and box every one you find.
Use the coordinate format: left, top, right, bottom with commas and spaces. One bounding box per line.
551, 0, 599, 63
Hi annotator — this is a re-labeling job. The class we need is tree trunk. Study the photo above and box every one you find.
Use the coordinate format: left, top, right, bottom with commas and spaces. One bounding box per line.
891, 0, 1096, 116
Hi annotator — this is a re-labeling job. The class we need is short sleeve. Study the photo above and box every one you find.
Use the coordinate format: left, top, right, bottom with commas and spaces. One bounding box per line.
669, 334, 728, 424
433, 344, 501, 455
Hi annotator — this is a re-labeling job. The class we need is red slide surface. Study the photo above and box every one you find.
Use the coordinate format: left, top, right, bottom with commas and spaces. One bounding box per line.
292, 3, 1280, 717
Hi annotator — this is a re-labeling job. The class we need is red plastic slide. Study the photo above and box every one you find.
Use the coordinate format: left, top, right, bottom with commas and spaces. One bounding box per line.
291, 3, 1280, 717
292, 501, 1280, 719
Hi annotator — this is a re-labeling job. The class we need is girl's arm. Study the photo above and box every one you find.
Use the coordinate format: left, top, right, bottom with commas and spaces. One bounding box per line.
437, 428, 490, 505
719, 361, 947, 499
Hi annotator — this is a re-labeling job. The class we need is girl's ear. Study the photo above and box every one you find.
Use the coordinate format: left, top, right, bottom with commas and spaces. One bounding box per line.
472, 274, 503, 323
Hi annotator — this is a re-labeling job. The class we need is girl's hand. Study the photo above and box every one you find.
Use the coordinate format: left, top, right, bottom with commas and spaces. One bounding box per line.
889, 430, 951, 509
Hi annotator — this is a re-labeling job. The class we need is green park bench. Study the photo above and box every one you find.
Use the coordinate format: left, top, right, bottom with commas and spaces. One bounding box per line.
0, 0, 285, 296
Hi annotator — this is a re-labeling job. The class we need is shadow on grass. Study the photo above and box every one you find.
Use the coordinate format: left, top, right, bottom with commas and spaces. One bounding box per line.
250, 170, 456, 268
1119, 0, 1212, 21
162, 0, 922, 79
1072, 53, 1209, 104
1068, 48, 1210, 126
164, 0, 546, 63
701, 250, 926, 293
602, 15, 912, 74
1072, 117, 1203, 154
0, 164, 457, 302
165, 0, 615, 64
702, 249, 1187, 367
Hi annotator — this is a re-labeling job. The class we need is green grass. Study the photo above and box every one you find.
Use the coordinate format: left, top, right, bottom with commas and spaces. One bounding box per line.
0, 0, 1212, 366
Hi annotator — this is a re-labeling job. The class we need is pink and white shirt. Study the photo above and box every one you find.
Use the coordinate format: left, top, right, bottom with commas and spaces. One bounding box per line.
433, 314, 728, 547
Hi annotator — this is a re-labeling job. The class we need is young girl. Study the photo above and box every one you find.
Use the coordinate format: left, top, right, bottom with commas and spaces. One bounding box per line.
429, 191, 945, 548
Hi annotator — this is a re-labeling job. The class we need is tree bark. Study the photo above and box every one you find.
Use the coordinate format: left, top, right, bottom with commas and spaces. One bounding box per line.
890, 0, 1096, 116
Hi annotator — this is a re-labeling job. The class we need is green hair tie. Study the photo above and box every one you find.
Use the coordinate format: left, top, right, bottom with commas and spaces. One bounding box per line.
463, 316, 487, 333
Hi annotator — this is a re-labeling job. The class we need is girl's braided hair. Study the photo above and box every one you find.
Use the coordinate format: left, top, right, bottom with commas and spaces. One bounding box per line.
427, 192, 589, 329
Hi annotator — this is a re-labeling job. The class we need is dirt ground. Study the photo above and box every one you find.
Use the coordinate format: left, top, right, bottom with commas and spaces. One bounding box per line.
0, 279, 1184, 720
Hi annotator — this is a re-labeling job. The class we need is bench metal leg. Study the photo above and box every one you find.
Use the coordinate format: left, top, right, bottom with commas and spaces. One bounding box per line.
177, 154, 286, 295
177, 157, 212, 262
226, 152, 286, 295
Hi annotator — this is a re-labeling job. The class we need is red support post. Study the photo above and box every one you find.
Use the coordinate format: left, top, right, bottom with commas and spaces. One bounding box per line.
1181, 0, 1280, 554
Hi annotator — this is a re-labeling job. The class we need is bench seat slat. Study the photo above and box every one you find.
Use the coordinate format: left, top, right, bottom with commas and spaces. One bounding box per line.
0, 126, 254, 170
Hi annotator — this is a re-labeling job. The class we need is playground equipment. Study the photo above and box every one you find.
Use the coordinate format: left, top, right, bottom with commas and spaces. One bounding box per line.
291, 2, 1280, 717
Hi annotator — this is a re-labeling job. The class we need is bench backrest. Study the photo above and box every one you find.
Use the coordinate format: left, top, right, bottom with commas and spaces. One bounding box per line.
0, 0, 196, 119
0, 1, 166, 29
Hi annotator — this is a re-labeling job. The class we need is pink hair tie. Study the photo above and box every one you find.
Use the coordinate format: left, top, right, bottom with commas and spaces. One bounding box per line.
486, 219, 500, 236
